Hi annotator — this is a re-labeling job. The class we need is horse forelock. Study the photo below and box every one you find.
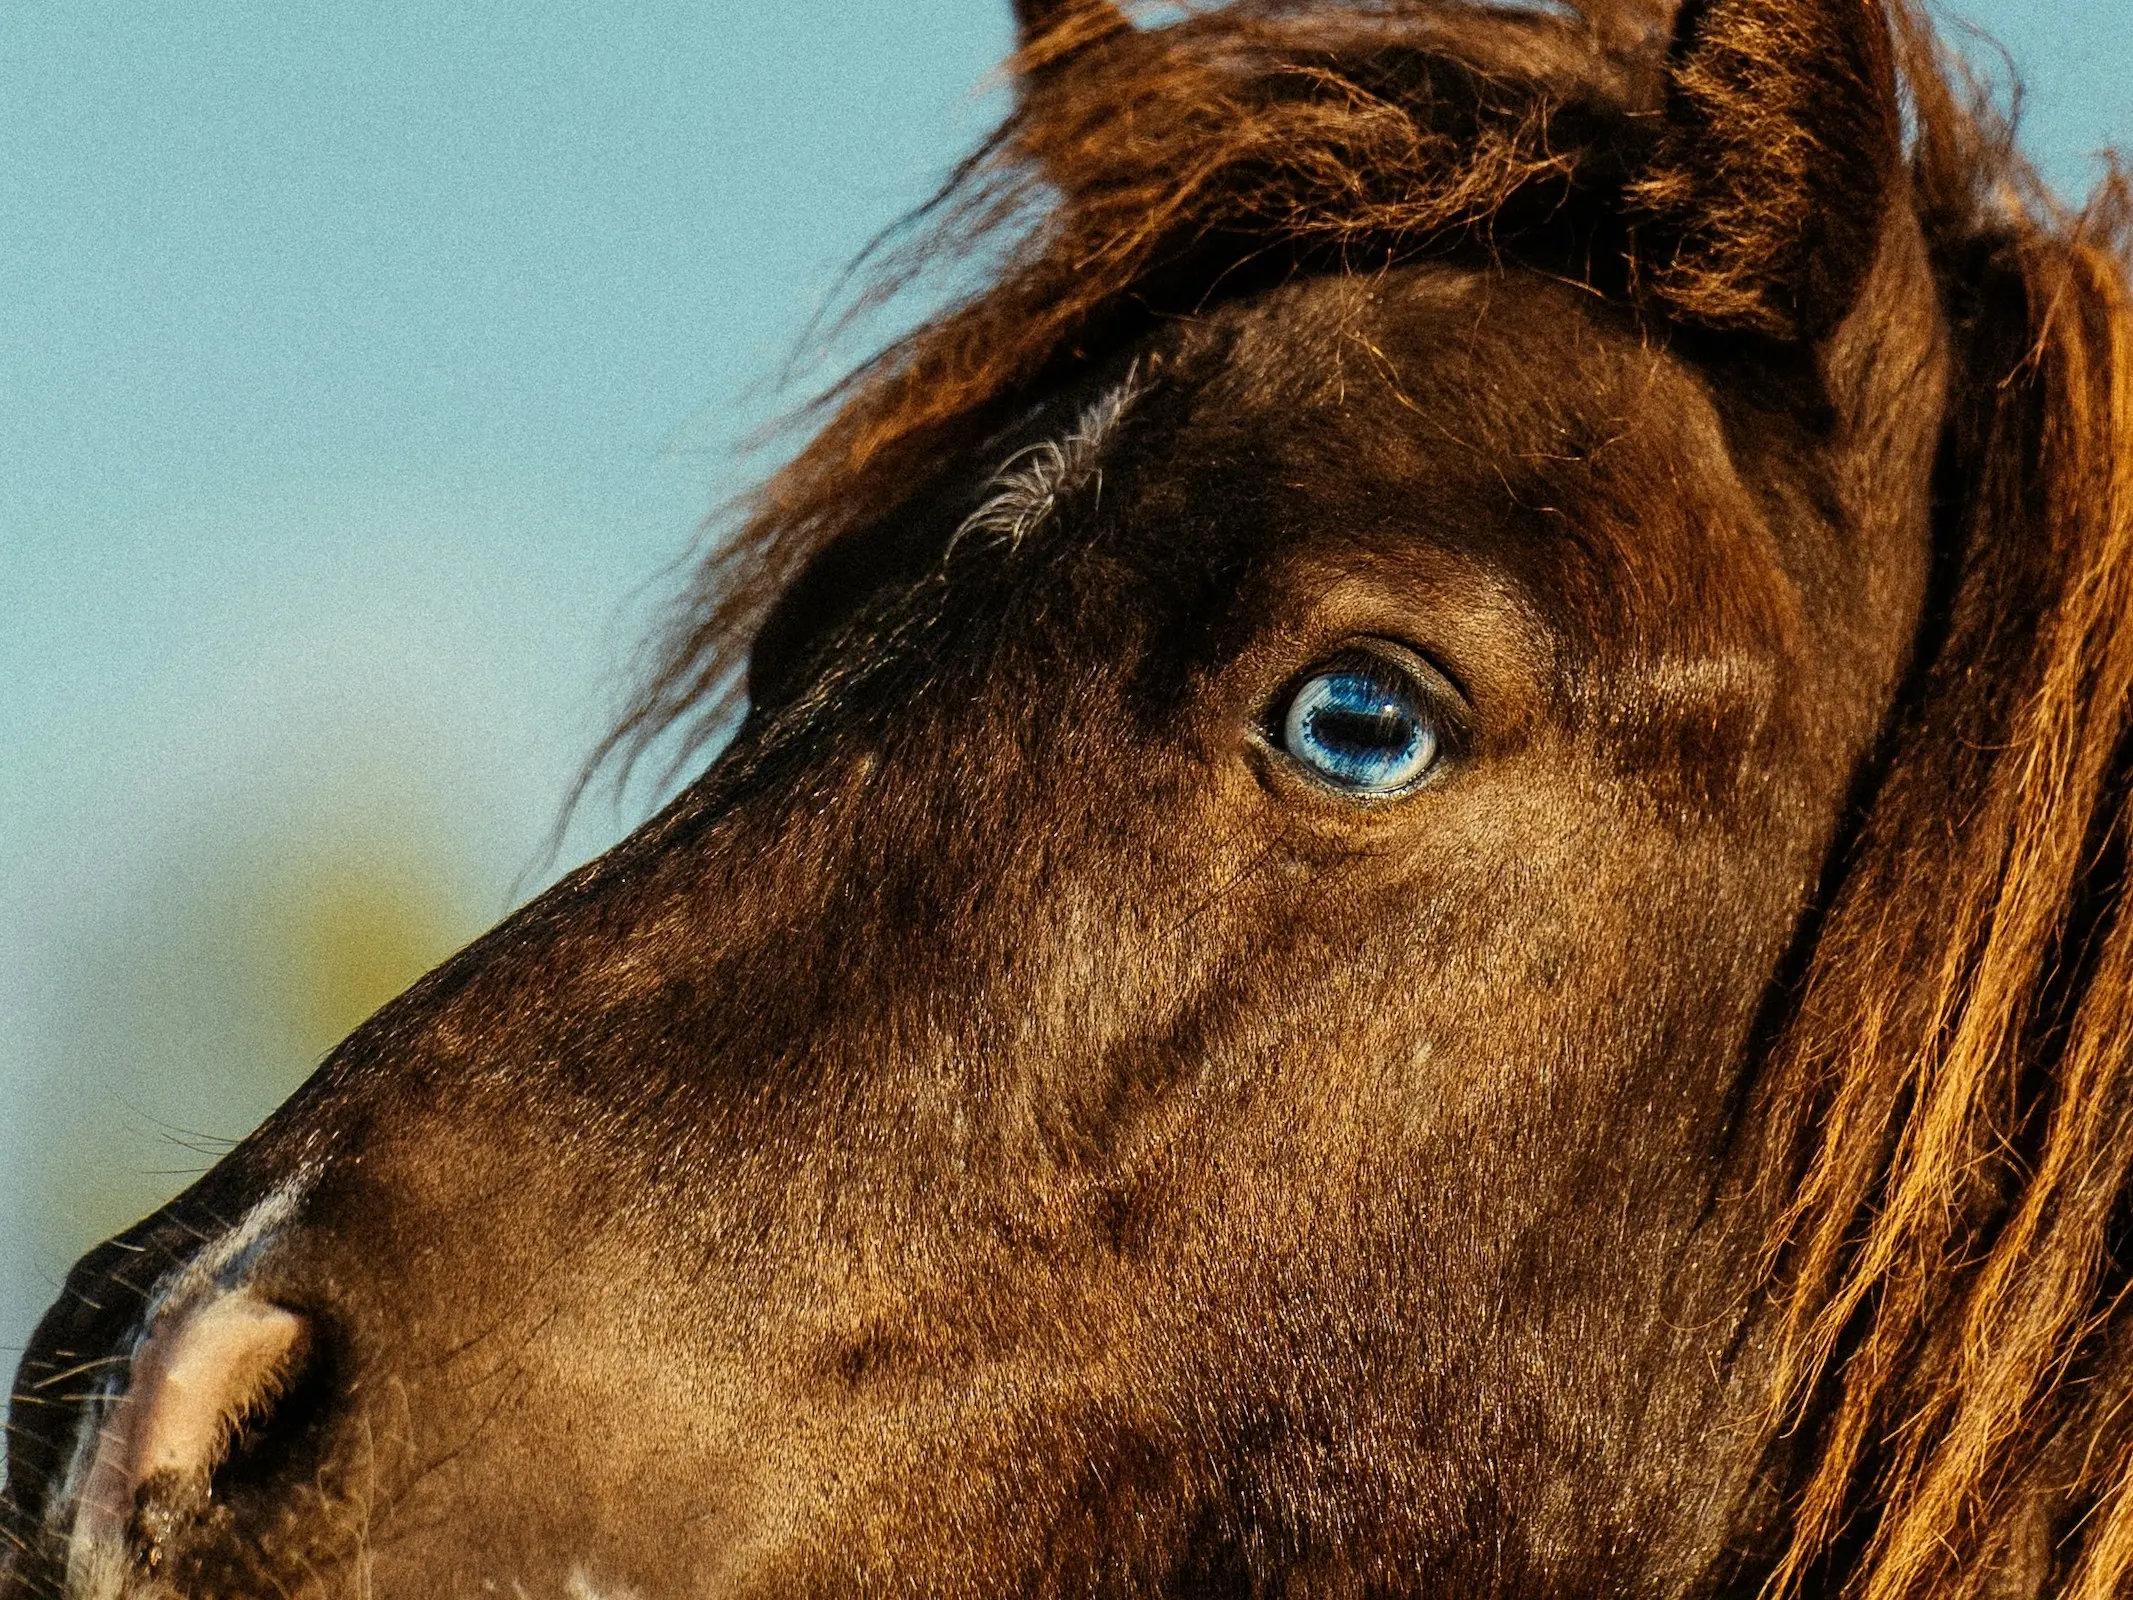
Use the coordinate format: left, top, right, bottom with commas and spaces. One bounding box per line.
598, 4, 2133, 1596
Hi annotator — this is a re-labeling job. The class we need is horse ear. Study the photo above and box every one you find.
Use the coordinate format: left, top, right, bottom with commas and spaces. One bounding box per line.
1013, 0, 1132, 80
1632, 0, 1903, 342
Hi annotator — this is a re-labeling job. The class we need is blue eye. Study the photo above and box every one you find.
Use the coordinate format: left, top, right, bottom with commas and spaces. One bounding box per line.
1279, 651, 1442, 796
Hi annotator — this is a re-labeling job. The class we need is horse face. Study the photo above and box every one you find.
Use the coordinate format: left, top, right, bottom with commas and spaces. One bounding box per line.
5, 258, 1937, 1598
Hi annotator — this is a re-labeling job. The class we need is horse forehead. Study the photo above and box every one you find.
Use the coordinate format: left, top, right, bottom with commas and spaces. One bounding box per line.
1175, 267, 1799, 638
1196, 266, 1662, 424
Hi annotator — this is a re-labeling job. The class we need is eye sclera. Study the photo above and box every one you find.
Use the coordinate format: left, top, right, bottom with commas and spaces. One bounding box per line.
1266, 638, 1461, 800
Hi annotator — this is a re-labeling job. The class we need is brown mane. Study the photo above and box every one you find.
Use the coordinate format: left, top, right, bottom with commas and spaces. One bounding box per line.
1755, 12, 2133, 1596
613, 4, 2133, 1595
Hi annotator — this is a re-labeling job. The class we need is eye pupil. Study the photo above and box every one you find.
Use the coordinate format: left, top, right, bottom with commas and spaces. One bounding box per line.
1280, 659, 1441, 795
1311, 702, 1408, 754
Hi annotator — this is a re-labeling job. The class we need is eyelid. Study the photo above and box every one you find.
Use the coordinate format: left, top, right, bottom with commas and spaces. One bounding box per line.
1344, 637, 1473, 708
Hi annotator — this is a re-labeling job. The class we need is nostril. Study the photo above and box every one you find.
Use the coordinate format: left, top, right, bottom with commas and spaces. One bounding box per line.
205, 1309, 337, 1505
75, 1290, 313, 1554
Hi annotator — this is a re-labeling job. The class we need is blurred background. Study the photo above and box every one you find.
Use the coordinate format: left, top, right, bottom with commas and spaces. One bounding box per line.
1, 0, 2125, 1364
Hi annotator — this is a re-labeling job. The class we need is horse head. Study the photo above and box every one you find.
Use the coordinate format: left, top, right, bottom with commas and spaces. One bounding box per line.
9, 2, 2132, 1596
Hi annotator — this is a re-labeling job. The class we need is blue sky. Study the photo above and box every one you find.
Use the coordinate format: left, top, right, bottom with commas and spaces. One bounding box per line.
2, 0, 2126, 1358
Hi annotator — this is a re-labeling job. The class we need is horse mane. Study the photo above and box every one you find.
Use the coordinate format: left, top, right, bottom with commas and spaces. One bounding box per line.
1753, 12, 2133, 1596
612, 3, 2133, 1593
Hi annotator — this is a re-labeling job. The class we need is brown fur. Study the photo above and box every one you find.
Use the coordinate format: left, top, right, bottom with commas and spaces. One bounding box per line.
611, 5, 2133, 1594
8, 3, 2132, 1597
1630, 0, 1901, 338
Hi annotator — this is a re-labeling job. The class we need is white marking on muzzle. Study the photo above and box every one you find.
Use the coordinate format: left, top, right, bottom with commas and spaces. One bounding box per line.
54, 1168, 316, 1600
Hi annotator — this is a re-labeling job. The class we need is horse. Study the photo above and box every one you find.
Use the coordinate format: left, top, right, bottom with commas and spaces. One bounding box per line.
7, 0, 2132, 1594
